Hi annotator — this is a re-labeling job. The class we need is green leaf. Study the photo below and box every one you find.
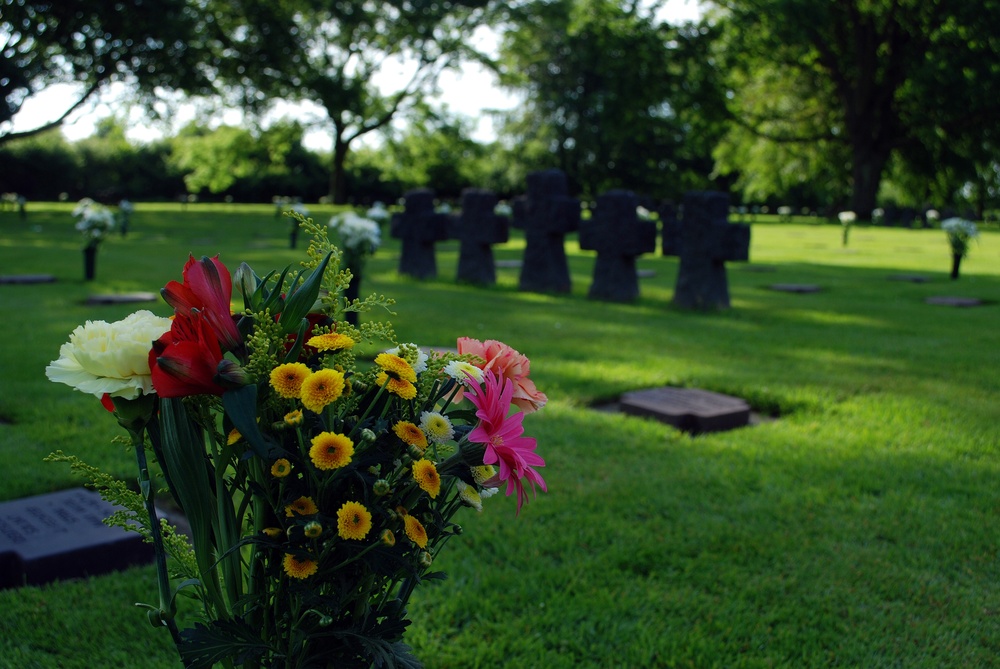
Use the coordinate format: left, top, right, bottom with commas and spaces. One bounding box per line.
277, 251, 332, 333
223, 384, 280, 459
178, 619, 275, 669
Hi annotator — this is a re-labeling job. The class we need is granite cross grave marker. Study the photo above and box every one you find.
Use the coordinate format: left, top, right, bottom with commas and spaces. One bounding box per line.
517, 170, 580, 293
390, 189, 451, 279
455, 188, 509, 285
663, 191, 750, 310
0, 487, 153, 589
579, 189, 657, 301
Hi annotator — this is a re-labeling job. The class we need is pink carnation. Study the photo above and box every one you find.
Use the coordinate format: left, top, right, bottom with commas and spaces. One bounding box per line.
456, 337, 547, 413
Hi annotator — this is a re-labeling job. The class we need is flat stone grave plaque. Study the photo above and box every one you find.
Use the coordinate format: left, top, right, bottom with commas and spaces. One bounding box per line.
925, 296, 984, 307
619, 387, 751, 434
0, 487, 153, 589
888, 274, 930, 283
0, 274, 56, 284
769, 283, 822, 293
86, 292, 158, 305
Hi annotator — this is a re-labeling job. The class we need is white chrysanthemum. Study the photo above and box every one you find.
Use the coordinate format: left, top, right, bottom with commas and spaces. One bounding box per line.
837, 210, 856, 224
45, 310, 173, 400
443, 360, 483, 385
456, 480, 483, 512
419, 411, 454, 444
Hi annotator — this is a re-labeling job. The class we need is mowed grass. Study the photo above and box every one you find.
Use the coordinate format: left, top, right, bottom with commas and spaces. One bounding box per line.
0, 205, 998, 668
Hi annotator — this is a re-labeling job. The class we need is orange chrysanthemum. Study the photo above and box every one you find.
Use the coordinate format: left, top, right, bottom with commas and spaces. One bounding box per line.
271, 458, 292, 478
227, 429, 242, 445
393, 421, 428, 448
403, 515, 428, 548
337, 501, 372, 540
283, 553, 318, 579
285, 496, 318, 517
412, 459, 441, 499
307, 332, 355, 352
309, 431, 354, 470
300, 368, 345, 413
374, 353, 417, 382
270, 362, 311, 399
375, 371, 417, 400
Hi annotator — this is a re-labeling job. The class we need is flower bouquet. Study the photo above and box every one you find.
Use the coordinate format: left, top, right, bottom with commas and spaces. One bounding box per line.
46, 217, 547, 668
74, 198, 117, 280
837, 210, 856, 247
941, 217, 978, 279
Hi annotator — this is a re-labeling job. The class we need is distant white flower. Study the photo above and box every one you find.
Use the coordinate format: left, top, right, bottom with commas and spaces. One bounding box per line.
73, 198, 116, 245
366, 202, 390, 224
925, 209, 940, 222
329, 211, 381, 255
777, 206, 793, 217
494, 201, 513, 217
838, 211, 857, 224
942, 217, 978, 258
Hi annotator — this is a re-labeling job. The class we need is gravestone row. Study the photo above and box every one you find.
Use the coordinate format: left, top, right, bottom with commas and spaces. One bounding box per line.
391, 170, 751, 310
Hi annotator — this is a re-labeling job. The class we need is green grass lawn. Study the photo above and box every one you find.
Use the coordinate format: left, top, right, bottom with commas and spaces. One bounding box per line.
0, 204, 998, 668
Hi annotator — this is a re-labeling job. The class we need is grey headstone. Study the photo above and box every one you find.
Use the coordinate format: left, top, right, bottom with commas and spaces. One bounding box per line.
517, 170, 581, 293
664, 191, 750, 310
769, 284, 822, 293
0, 274, 56, 284
86, 292, 158, 305
620, 387, 751, 433
390, 189, 451, 279
578, 189, 657, 301
925, 296, 984, 307
455, 189, 509, 285
0, 488, 153, 590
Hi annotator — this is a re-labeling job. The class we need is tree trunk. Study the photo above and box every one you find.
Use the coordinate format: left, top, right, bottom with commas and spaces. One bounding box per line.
330, 133, 349, 205
849, 139, 891, 218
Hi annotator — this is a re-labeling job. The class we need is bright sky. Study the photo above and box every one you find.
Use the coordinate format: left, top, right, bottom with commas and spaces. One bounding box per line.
9, 0, 703, 151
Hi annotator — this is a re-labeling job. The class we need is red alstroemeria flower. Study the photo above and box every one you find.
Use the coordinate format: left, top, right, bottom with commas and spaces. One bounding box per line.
465, 370, 546, 514
161, 255, 242, 352
150, 312, 227, 398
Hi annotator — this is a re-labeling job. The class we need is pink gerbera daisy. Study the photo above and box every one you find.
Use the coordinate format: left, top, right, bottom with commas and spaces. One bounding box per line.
464, 370, 546, 513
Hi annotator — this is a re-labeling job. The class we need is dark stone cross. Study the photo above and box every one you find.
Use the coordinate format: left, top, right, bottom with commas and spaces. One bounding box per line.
455, 188, 509, 285
517, 170, 581, 293
390, 189, 451, 279
0, 488, 153, 589
578, 189, 657, 301
664, 191, 750, 310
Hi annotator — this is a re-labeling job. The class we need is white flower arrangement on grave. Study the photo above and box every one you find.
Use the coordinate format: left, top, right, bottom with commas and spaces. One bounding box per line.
635, 206, 659, 222
44, 217, 549, 668
365, 201, 391, 226
942, 217, 979, 279
329, 211, 381, 263
838, 210, 857, 247
872, 207, 885, 225
494, 201, 513, 218
73, 198, 116, 250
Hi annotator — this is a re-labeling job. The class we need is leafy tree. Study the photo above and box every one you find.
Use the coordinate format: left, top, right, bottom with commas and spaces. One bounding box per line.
496, 0, 728, 200
0, 0, 221, 145
712, 0, 1000, 215
211, 0, 497, 203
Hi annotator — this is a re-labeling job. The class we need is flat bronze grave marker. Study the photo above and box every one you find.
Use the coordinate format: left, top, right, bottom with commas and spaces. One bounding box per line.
86, 292, 158, 305
769, 283, 822, 293
619, 387, 751, 434
0, 274, 56, 285
0, 488, 152, 590
925, 296, 984, 307
888, 274, 930, 283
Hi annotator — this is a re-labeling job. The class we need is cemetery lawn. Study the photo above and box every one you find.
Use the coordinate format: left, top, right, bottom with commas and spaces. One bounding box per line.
1, 205, 998, 668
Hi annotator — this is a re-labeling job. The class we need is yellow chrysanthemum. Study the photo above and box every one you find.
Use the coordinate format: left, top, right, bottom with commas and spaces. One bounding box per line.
309, 432, 354, 470
471, 465, 496, 485
380, 529, 396, 547
283, 553, 318, 579
304, 521, 323, 539
284, 409, 303, 426
374, 353, 417, 382
308, 332, 355, 352
375, 371, 417, 400
262, 527, 283, 539
271, 458, 292, 478
393, 421, 428, 448
300, 368, 346, 413
419, 411, 454, 444
403, 515, 428, 548
270, 362, 311, 399
227, 429, 242, 445
456, 480, 483, 512
285, 496, 318, 517
337, 501, 372, 540
412, 459, 441, 499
